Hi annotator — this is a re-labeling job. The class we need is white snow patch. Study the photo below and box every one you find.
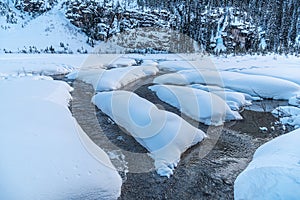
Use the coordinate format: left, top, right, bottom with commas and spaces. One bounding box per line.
234, 128, 300, 200
67, 65, 158, 91
289, 95, 300, 108
154, 70, 300, 100
0, 54, 86, 77
272, 106, 300, 129
92, 91, 206, 177
149, 85, 242, 125
190, 84, 252, 111
0, 77, 122, 200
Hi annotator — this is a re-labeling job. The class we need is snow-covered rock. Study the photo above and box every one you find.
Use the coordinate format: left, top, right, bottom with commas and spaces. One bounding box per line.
149, 85, 242, 125
154, 70, 300, 100
0, 77, 122, 200
67, 65, 158, 91
92, 91, 206, 177
272, 106, 300, 129
234, 128, 300, 200
289, 95, 300, 107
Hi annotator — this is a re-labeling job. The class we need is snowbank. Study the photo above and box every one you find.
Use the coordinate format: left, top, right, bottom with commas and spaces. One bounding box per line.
149, 85, 242, 125
92, 91, 206, 177
234, 128, 300, 200
154, 70, 300, 100
272, 106, 300, 129
0, 77, 122, 200
157, 60, 196, 72
67, 65, 158, 91
190, 84, 252, 111
0, 54, 83, 76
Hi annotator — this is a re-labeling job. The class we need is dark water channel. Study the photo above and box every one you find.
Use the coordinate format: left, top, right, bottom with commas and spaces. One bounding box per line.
63, 75, 293, 200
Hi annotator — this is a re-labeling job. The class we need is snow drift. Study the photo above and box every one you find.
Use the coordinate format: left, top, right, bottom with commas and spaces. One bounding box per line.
149, 85, 242, 125
154, 70, 300, 100
0, 77, 122, 200
67, 65, 158, 91
92, 91, 207, 177
189, 84, 252, 111
234, 128, 300, 200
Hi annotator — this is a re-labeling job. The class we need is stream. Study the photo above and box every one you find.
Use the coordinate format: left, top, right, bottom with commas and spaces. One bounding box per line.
60, 74, 293, 200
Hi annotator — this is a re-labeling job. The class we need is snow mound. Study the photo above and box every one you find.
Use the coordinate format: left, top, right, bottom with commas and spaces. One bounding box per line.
157, 60, 196, 72
234, 128, 300, 200
272, 106, 300, 129
149, 85, 242, 125
92, 91, 206, 177
0, 77, 122, 200
238, 67, 300, 86
107, 58, 137, 68
190, 84, 252, 111
68, 65, 158, 91
154, 70, 300, 100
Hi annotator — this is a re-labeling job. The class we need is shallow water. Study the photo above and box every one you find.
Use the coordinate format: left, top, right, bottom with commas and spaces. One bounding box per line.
68, 77, 293, 200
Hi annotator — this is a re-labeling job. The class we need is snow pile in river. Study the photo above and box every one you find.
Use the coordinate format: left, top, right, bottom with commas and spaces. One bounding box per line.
272, 106, 300, 129
0, 76, 122, 200
92, 91, 206, 177
234, 128, 300, 200
149, 85, 242, 125
154, 70, 300, 100
189, 84, 252, 111
67, 65, 158, 91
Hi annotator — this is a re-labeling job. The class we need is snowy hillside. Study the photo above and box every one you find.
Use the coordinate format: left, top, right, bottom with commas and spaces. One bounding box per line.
1, 0, 299, 54
0, 1, 93, 53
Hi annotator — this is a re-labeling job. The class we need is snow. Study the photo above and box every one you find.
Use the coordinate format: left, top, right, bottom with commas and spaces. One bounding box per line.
190, 84, 252, 111
67, 65, 158, 91
234, 128, 300, 200
107, 57, 137, 68
0, 54, 87, 76
0, 3, 93, 53
0, 76, 122, 200
154, 70, 300, 100
259, 127, 268, 131
289, 95, 300, 107
92, 91, 206, 177
237, 66, 300, 85
157, 60, 196, 72
149, 85, 242, 125
272, 106, 300, 129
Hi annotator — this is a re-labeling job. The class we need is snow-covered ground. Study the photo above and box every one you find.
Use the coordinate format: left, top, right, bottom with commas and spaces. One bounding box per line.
1, 53, 300, 198
0, 2, 93, 54
0, 76, 122, 200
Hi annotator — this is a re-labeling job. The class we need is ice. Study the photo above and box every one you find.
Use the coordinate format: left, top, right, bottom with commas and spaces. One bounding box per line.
289, 95, 300, 107
149, 85, 242, 125
92, 91, 206, 177
0, 77, 122, 200
234, 128, 300, 200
